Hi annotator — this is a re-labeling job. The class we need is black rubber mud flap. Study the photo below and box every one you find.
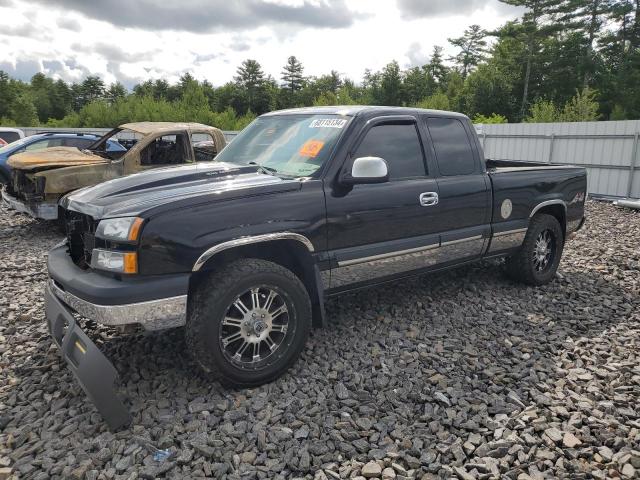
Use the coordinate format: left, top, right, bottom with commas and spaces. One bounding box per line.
45, 286, 132, 430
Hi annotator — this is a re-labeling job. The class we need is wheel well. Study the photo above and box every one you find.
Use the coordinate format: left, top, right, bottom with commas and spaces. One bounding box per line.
189, 240, 325, 328
534, 204, 566, 236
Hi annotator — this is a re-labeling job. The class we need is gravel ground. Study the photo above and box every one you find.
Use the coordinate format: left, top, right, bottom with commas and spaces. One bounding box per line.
1, 200, 639, 480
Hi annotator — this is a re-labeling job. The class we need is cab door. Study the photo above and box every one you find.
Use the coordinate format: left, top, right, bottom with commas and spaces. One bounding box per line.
424, 116, 491, 262
324, 116, 442, 291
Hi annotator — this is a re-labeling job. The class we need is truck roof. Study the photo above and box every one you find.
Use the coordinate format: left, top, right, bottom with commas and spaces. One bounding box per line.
262, 105, 469, 119
119, 122, 218, 135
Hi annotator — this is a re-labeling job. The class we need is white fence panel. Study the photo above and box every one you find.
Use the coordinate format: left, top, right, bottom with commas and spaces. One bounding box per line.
478, 120, 640, 199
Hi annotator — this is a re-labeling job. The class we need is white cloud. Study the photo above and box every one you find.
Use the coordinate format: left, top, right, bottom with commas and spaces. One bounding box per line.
0, 0, 521, 88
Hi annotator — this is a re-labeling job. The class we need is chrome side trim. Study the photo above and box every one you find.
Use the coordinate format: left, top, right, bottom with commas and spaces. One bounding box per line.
330, 236, 485, 290
530, 199, 567, 218
338, 243, 439, 267
441, 235, 483, 246
193, 232, 315, 272
49, 279, 187, 331
493, 227, 528, 237
488, 228, 527, 253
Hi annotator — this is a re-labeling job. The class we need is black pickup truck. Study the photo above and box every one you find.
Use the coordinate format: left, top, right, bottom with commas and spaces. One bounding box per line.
45, 106, 586, 428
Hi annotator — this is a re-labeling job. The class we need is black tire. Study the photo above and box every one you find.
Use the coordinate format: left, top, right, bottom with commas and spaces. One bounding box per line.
186, 258, 311, 387
504, 213, 564, 286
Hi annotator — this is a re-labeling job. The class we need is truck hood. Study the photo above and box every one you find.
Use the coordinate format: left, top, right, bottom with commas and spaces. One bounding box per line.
7, 147, 107, 171
61, 162, 300, 219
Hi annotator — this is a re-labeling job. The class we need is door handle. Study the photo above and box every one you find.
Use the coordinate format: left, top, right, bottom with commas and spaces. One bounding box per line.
419, 192, 439, 206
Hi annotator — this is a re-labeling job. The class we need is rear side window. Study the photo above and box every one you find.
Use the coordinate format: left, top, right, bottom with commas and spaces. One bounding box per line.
427, 118, 476, 176
191, 132, 218, 162
353, 123, 426, 179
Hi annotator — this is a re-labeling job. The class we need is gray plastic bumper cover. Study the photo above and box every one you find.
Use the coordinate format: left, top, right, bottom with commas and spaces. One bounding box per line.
45, 285, 131, 430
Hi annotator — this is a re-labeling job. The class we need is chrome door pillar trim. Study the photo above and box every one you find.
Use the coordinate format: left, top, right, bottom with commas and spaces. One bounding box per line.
530, 199, 567, 218
193, 232, 314, 271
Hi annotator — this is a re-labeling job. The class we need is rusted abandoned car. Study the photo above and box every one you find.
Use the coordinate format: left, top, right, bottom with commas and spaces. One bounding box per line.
2, 122, 226, 220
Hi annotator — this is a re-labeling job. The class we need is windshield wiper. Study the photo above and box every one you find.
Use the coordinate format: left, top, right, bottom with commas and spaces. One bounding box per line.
248, 161, 278, 175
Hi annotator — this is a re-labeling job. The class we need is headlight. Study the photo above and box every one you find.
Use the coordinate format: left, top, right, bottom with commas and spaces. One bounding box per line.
95, 217, 144, 242
91, 249, 138, 274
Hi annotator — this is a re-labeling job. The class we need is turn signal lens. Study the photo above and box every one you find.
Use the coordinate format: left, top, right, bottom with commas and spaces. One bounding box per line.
128, 218, 144, 241
123, 252, 138, 274
91, 249, 138, 274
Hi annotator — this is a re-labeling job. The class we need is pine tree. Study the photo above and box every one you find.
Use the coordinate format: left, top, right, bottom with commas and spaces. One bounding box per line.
281, 56, 305, 93
234, 59, 269, 114
425, 46, 449, 84
106, 82, 127, 104
498, 0, 564, 119
555, 0, 615, 87
448, 25, 489, 78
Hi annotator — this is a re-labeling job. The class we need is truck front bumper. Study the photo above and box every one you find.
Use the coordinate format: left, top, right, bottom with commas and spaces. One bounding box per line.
45, 284, 132, 430
2, 188, 58, 220
47, 243, 189, 330
45, 243, 191, 428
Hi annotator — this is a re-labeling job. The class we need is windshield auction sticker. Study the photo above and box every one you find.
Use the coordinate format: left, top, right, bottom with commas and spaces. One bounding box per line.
299, 140, 325, 158
309, 119, 347, 129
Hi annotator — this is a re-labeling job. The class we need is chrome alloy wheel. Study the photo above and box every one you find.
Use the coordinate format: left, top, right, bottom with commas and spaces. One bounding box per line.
532, 229, 554, 272
219, 286, 290, 368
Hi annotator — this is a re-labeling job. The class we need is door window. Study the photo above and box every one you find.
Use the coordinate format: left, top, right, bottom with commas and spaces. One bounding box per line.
25, 138, 62, 151
426, 118, 476, 176
63, 137, 94, 148
191, 132, 218, 162
140, 134, 189, 166
352, 123, 426, 179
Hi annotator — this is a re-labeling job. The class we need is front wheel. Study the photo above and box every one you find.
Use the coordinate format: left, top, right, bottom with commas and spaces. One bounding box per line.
186, 258, 311, 387
504, 213, 564, 286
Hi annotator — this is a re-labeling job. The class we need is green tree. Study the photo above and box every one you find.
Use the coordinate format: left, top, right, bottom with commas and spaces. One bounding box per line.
556, 0, 615, 88
525, 98, 560, 122
106, 82, 127, 104
12, 94, 39, 126
415, 92, 451, 110
498, 0, 564, 118
0, 71, 14, 119
81, 76, 105, 105
378, 61, 403, 105
425, 46, 449, 84
234, 59, 269, 114
403, 66, 436, 105
280, 56, 305, 100
448, 24, 489, 78
560, 87, 600, 121
473, 113, 508, 123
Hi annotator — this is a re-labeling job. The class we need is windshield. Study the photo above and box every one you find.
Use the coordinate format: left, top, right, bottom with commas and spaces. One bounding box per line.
87, 128, 140, 159
215, 114, 351, 177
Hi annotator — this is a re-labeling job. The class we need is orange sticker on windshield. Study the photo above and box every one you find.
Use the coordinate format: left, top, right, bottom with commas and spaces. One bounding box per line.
299, 140, 325, 158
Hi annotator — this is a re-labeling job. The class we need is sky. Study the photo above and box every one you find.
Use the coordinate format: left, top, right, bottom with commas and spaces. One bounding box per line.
0, 0, 524, 89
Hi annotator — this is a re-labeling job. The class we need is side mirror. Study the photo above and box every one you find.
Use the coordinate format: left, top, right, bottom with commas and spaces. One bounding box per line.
341, 156, 389, 185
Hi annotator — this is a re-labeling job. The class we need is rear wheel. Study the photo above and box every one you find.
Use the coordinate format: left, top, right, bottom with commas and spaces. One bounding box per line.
186, 258, 311, 386
505, 213, 564, 285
